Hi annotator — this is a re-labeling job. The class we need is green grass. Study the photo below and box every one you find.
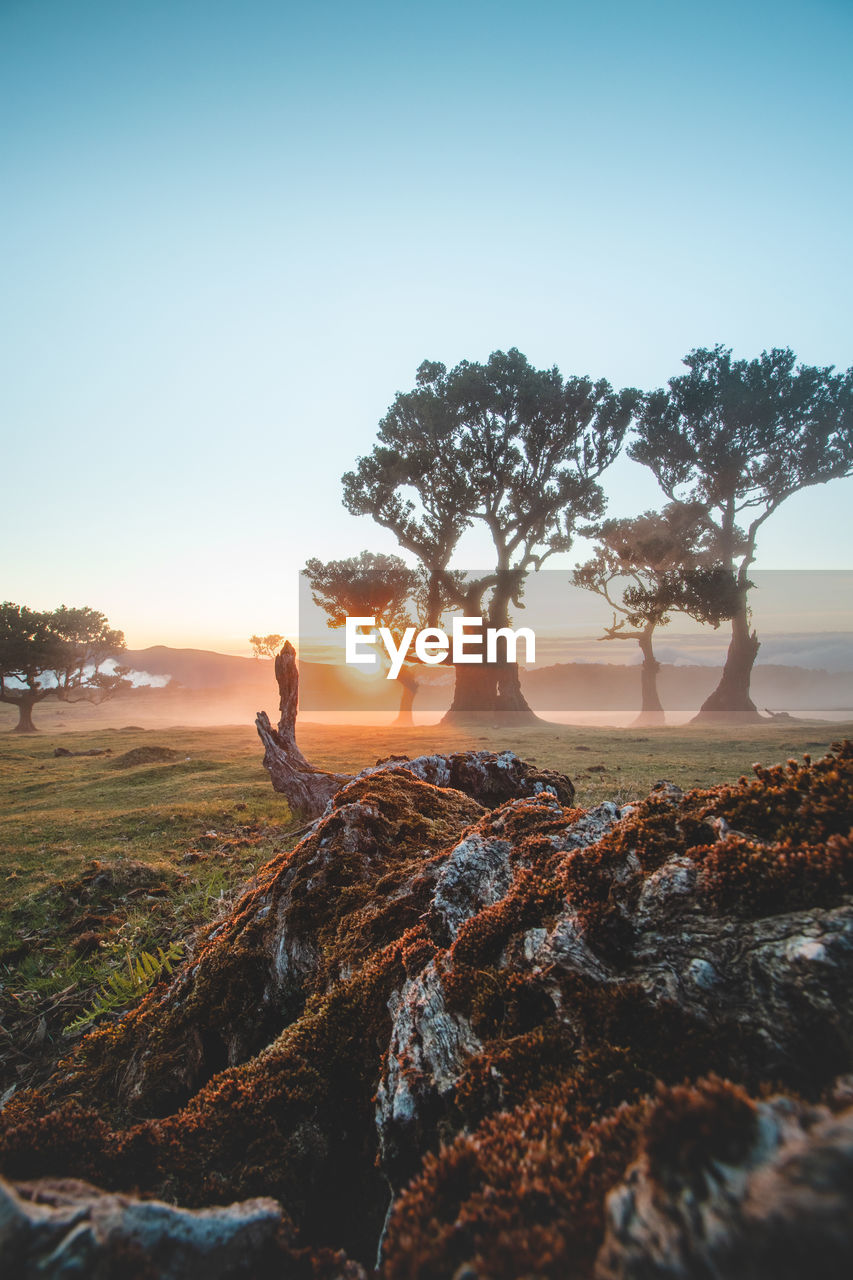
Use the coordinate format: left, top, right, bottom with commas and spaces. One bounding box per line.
298, 716, 853, 808
1, 715, 850, 1092
4, 716, 851, 904
0, 725, 299, 1082
0, 726, 292, 899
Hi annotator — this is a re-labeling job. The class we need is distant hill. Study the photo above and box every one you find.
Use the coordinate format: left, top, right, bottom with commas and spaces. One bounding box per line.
120, 646, 267, 690
116, 645, 853, 717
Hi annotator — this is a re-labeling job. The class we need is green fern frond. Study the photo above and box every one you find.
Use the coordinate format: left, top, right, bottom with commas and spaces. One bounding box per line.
67, 941, 184, 1033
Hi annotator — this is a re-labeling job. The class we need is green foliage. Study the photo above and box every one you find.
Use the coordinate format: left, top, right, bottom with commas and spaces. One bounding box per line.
304, 551, 419, 635
627, 345, 853, 713
0, 601, 130, 730
630, 345, 853, 567
622, 564, 754, 630
342, 349, 639, 626
66, 942, 184, 1033
573, 503, 737, 634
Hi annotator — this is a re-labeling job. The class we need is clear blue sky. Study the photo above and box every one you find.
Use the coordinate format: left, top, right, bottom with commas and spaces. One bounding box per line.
2, 0, 852, 652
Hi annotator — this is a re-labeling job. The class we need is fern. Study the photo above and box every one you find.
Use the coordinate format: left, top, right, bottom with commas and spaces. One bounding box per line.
66, 942, 184, 1033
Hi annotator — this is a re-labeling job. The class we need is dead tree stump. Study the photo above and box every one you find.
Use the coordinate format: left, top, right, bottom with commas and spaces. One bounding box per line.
255, 641, 352, 818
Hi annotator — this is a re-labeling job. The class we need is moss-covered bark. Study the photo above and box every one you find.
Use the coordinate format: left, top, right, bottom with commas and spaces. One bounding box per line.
2, 745, 852, 1276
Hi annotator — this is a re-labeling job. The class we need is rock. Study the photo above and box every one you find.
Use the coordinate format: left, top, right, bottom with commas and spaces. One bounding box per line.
108, 769, 484, 1116
0, 1175, 290, 1278
362, 749, 575, 809
596, 1094, 853, 1280
375, 795, 625, 1183
377, 959, 483, 1182
431, 831, 514, 941
380, 1076, 853, 1280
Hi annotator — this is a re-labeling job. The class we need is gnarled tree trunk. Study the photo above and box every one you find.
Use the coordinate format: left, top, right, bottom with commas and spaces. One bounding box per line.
693, 599, 764, 723
633, 629, 665, 727
9, 696, 38, 734
495, 661, 541, 723
256, 642, 352, 818
440, 616, 542, 726
392, 665, 418, 727
441, 661, 541, 726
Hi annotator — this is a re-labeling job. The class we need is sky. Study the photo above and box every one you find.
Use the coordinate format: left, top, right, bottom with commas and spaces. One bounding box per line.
2, 0, 852, 654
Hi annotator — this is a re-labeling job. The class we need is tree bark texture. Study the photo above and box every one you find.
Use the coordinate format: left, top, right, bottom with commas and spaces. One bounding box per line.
633, 630, 665, 727
694, 599, 763, 722
256, 642, 352, 818
10, 697, 37, 734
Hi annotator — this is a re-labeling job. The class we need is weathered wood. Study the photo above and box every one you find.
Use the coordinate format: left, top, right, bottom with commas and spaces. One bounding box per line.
255, 641, 352, 818
272, 642, 308, 758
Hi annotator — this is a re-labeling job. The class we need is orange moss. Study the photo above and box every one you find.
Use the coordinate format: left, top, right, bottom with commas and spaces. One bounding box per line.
381, 1075, 767, 1280
550, 741, 853, 938
697, 828, 853, 916
381, 1078, 649, 1280
3, 745, 852, 1273
30, 772, 483, 1122
642, 1075, 758, 1178
0, 944, 409, 1262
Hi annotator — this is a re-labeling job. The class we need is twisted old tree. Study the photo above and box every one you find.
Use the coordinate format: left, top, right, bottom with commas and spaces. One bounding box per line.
0, 602, 130, 733
342, 349, 638, 724
631, 346, 853, 722
573, 504, 739, 725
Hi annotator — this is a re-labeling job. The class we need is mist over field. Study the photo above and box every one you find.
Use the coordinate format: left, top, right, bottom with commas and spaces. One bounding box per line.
3, 640, 850, 735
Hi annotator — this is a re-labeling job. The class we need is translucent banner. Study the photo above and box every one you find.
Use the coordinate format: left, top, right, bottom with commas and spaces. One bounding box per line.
297, 569, 853, 726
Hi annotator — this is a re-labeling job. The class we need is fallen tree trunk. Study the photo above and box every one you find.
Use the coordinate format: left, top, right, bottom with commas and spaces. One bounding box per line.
255, 641, 352, 818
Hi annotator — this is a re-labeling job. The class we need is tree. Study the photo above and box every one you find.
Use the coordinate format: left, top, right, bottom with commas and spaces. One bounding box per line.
343, 349, 637, 723
303, 551, 426, 726
0, 603, 130, 733
573, 505, 742, 725
630, 347, 853, 721
250, 634, 284, 659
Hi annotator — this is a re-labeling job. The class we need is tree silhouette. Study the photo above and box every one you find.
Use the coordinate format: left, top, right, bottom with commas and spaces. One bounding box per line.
304, 551, 423, 725
573, 504, 728, 725
0, 603, 130, 733
630, 346, 853, 721
343, 349, 637, 723
250, 634, 284, 659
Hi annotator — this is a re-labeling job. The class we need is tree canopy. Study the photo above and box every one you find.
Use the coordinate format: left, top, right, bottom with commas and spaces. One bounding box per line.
574, 504, 716, 625
303, 551, 425, 725
344, 349, 638, 625
0, 603, 130, 732
304, 551, 419, 640
631, 346, 853, 567
629, 346, 853, 718
250, 634, 285, 659
342, 349, 638, 721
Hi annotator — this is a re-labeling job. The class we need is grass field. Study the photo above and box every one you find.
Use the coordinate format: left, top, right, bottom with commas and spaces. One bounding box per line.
2, 712, 851, 1095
